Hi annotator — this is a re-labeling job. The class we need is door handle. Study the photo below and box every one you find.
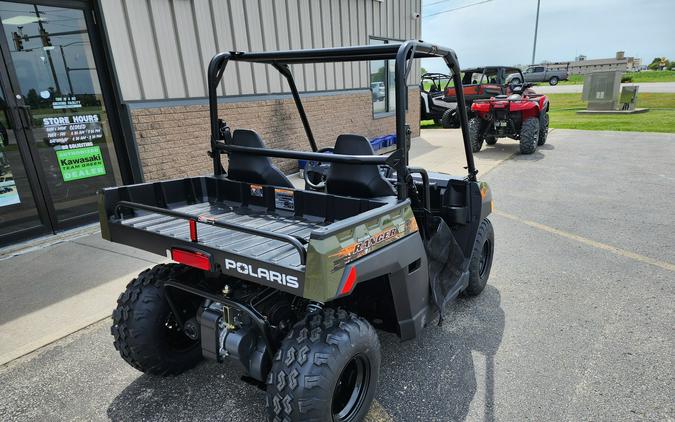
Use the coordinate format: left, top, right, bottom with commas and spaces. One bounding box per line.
16, 105, 33, 130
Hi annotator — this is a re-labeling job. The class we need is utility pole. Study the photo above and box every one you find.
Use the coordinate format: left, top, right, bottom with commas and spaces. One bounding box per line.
33, 5, 62, 94
531, 0, 540, 65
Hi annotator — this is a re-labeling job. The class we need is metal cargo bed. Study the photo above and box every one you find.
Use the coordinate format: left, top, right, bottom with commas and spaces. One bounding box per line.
119, 201, 327, 269
98, 176, 392, 285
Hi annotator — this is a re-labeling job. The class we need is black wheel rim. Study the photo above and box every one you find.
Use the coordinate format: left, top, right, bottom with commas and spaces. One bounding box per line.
332, 354, 370, 421
479, 239, 492, 278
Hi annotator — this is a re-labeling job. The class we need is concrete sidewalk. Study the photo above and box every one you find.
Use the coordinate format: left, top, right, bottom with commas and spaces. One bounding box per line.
0, 227, 163, 365
0, 129, 515, 366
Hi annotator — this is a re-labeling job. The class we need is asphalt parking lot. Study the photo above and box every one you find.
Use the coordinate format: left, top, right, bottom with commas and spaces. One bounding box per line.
0, 129, 673, 421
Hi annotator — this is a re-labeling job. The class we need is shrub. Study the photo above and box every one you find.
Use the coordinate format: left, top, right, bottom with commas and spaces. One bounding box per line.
621, 75, 633, 83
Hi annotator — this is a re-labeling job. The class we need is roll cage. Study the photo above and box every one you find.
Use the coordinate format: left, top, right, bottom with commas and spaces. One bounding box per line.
207, 40, 476, 201
460, 66, 524, 86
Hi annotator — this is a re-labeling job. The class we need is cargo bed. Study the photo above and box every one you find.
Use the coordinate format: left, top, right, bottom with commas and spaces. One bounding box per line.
98, 176, 396, 277
118, 201, 327, 269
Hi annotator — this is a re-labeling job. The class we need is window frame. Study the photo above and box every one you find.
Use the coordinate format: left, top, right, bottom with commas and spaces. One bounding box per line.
369, 36, 403, 117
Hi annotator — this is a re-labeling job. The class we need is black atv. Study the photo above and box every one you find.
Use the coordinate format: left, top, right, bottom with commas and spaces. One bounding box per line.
100, 41, 495, 422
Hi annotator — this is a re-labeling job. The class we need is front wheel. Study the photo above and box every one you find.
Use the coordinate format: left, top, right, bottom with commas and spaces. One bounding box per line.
266, 309, 380, 422
519, 118, 540, 154
549, 76, 559, 86
468, 117, 485, 153
111, 264, 205, 376
485, 136, 498, 145
464, 218, 494, 296
441, 108, 458, 128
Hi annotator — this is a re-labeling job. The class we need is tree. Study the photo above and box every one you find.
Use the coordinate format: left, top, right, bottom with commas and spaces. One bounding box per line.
648, 57, 670, 71
421, 66, 428, 75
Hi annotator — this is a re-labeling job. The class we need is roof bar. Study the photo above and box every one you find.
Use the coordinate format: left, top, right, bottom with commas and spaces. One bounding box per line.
217, 144, 390, 165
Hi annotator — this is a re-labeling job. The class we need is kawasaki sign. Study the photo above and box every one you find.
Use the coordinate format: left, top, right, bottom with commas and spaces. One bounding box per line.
55, 146, 106, 182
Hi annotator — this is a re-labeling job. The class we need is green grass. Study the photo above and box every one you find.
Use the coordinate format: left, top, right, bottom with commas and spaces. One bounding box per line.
548, 93, 675, 133
557, 74, 585, 85
558, 70, 675, 85
422, 70, 675, 88
420, 93, 675, 133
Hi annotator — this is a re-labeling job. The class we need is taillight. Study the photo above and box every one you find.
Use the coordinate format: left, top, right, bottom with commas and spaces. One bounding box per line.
339, 267, 357, 295
171, 248, 211, 271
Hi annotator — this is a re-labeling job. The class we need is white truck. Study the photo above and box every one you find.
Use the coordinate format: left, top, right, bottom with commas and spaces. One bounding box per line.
513, 65, 569, 86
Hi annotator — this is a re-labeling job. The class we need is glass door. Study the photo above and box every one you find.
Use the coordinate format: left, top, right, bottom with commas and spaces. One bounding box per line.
0, 80, 49, 241
0, 1, 122, 240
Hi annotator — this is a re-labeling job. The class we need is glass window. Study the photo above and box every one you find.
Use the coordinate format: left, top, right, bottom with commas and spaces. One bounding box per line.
370, 60, 386, 113
387, 59, 396, 112
0, 2, 122, 225
369, 38, 398, 114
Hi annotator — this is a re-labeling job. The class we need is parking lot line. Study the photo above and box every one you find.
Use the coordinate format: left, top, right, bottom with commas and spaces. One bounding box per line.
494, 210, 675, 273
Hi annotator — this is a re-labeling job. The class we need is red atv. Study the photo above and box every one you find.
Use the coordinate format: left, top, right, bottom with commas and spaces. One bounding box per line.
469, 83, 549, 154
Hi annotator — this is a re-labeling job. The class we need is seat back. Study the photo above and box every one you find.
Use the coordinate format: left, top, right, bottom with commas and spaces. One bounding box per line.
227, 129, 293, 188
326, 134, 396, 198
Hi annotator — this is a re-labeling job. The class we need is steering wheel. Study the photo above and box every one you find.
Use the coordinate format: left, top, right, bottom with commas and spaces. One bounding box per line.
304, 147, 334, 190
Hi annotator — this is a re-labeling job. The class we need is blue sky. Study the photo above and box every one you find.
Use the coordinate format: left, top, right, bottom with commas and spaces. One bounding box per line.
420, 0, 675, 72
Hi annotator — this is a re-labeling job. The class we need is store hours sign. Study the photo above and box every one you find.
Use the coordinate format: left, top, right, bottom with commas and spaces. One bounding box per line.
43, 114, 103, 145
44, 114, 107, 182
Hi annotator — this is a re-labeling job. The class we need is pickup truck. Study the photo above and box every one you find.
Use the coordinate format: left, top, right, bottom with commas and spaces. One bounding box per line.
513, 66, 568, 86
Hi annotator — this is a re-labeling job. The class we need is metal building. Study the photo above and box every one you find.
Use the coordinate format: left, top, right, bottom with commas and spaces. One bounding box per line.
0, 0, 422, 246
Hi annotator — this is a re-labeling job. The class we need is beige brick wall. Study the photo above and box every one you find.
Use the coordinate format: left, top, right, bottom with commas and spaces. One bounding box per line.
130, 89, 420, 181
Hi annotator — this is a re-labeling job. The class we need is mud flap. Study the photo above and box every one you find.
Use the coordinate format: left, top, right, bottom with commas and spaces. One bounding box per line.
424, 215, 467, 324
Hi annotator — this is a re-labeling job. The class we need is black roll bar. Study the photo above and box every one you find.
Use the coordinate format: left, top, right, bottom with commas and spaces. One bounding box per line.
272, 63, 318, 152
207, 41, 477, 200
216, 144, 390, 165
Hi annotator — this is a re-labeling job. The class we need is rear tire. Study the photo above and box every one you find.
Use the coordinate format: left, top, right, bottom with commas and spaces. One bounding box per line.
441, 108, 456, 128
549, 76, 559, 86
111, 264, 204, 376
485, 136, 498, 145
468, 117, 484, 152
538, 112, 549, 146
519, 118, 539, 154
510, 77, 521, 85
464, 218, 494, 296
266, 309, 380, 422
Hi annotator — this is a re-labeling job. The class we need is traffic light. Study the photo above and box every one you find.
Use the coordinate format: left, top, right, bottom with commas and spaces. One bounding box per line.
12, 31, 23, 51
39, 28, 51, 47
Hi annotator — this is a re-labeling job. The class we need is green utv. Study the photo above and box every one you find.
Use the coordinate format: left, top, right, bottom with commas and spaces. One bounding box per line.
100, 41, 494, 422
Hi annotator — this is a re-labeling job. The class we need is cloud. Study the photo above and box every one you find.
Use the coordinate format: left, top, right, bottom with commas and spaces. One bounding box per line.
421, 0, 675, 72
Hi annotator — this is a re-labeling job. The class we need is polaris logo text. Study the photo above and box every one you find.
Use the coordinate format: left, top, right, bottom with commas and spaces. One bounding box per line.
224, 259, 299, 289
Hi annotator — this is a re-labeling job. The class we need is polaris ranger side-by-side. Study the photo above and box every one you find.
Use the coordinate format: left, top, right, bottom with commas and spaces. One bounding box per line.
100, 41, 495, 422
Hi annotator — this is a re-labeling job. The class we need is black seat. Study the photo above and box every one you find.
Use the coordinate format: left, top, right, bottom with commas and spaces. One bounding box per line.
325, 134, 396, 198
227, 129, 293, 188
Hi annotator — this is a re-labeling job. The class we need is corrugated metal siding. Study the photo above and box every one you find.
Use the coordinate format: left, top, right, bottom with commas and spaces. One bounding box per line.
100, 0, 422, 101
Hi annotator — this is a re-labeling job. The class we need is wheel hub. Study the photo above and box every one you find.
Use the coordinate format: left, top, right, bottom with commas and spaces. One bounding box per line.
332, 354, 370, 421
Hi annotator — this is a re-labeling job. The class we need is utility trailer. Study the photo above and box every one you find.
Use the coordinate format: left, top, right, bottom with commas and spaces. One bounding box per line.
100, 41, 494, 422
